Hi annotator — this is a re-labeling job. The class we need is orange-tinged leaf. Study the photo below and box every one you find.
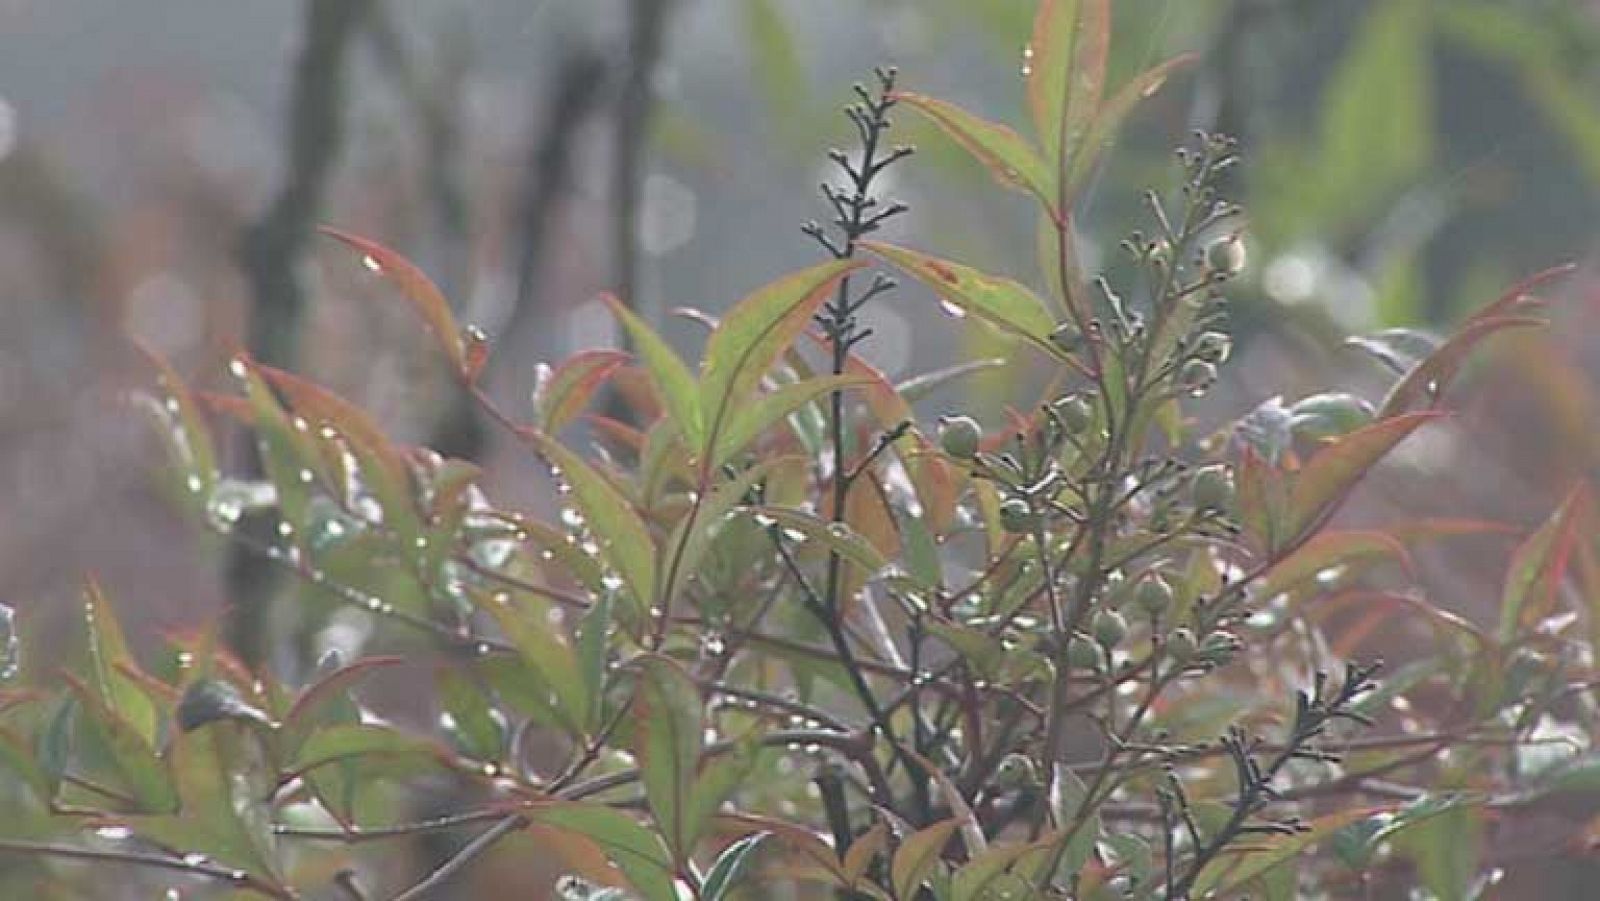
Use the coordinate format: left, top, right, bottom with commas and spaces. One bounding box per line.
1235, 446, 1290, 554
1063, 53, 1198, 198
1284, 412, 1446, 546
604, 294, 704, 445
1378, 315, 1546, 417
864, 242, 1062, 357
895, 92, 1055, 210
1254, 530, 1412, 601
535, 349, 631, 433
319, 226, 467, 376
1498, 483, 1591, 641
700, 260, 860, 461
1027, 0, 1110, 174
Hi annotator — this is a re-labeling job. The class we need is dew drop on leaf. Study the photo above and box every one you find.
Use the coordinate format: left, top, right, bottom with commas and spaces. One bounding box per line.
938, 298, 968, 320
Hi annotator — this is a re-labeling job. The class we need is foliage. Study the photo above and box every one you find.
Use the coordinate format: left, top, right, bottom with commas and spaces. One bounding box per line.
1, 3, 1595, 898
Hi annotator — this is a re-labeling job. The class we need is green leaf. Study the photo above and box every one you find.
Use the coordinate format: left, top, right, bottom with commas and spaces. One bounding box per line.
66, 677, 178, 814
699, 260, 860, 458
863, 243, 1062, 357
473, 592, 588, 735
1027, 0, 1109, 177
604, 294, 704, 446
1193, 807, 1384, 896
1253, 530, 1412, 601
703, 831, 772, 901
81, 580, 158, 746
292, 723, 435, 776
1289, 392, 1377, 443
576, 590, 614, 735
0, 729, 51, 806
665, 457, 804, 608
631, 654, 704, 861
320, 227, 467, 377
711, 374, 870, 468
1047, 763, 1098, 879
1284, 412, 1445, 546
281, 656, 402, 754
528, 804, 677, 901
892, 819, 960, 901
1063, 53, 1198, 198
437, 667, 505, 761
1498, 483, 1591, 641
738, 505, 888, 576
896, 92, 1055, 209
233, 357, 316, 538
525, 431, 657, 614
534, 349, 631, 432
133, 340, 218, 513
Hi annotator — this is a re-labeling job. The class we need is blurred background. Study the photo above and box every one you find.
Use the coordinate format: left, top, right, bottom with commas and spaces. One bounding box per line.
2, 0, 1599, 710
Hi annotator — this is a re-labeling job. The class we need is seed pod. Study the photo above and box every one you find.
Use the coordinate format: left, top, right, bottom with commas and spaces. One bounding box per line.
998, 498, 1039, 534
1190, 464, 1234, 512
1066, 635, 1104, 671
937, 415, 983, 460
1193, 330, 1232, 364
1204, 233, 1247, 277
1092, 609, 1129, 648
1133, 574, 1174, 618
1165, 628, 1198, 663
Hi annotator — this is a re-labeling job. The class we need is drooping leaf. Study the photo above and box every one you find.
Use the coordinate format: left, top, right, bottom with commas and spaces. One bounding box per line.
1284, 412, 1445, 546
320, 227, 467, 377
699, 260, 860, 458
896, 92, 1055, 209
891, 818, 960, 901
1498, 483, 1591, 641
864, 242, 1062, 358
604, 294, 704, 446
631, 654, 705, 861
524, 430, 658, 614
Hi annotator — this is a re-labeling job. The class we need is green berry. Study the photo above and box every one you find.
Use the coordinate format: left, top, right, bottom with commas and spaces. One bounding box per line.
1066, 635, 1104, 671
1165, 628, 1197, 663
1091, 609, 1129, 648
937, 415, 983, 460
1133, 575, 1174, 618
1051, 395, 1094, 435
1193, 330, 1232, 364
999, 498, 1039, 534
1178, 359, 1217, 394
1191, 464, 1234, 512
1204, 234, 1247, 277
1199, 631, 1239, 666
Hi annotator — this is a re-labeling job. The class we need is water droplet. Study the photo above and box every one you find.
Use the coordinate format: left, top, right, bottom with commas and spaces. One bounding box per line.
938, 298, 968, 319
277, 521, 294, 537
176, 650, 195, 669
361, 254, 383, 273
94, 826, 131, 841
228, 358, 248, 379
366, 597, 383, 611
185, 474, 204, 493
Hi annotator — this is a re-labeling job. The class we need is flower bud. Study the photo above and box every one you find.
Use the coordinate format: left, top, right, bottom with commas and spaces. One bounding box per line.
1204, 234, 1247, 277
1133, 575, 1174, 618
1066, 635, 1104, 671
1092, 609, 1129, 648
998, 498, 1039, 534
1190, 464, 1234, 512
1165, 628, 1197, 663
937, 415, 983, 460
1199, 631, 1240, 666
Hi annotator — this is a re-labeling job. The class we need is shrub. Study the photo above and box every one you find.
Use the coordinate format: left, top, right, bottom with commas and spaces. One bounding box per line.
0, 3, 1594, 899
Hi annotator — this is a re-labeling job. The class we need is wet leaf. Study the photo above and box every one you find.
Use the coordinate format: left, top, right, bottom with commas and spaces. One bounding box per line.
604, 294, 704, 446
535, 349, 632, 433
320, 227, 467, 377
896, 92, 1055, 209
81, 581, 158, 746
1254, 530, 1412, 601
891, 818, 959, 901
1284, 412, 1445, 546
703, 830, 772, 901
631, 654, 704, 861
527, 804, 677, 901
737, 505, 888, 576
1063, 53, 1198, 197
1028, 0, 1110, 174
66, 676, 178, 814
864, 242, 1061, 358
